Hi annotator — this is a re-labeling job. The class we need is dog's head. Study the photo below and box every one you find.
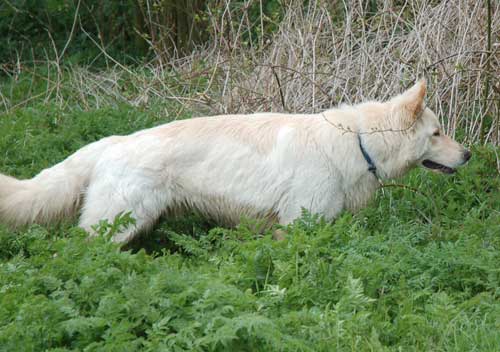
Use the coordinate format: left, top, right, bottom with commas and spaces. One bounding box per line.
389, 79, 471, 174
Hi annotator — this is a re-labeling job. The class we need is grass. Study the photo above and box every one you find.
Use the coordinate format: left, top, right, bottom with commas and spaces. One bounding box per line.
0, 102, 499, 351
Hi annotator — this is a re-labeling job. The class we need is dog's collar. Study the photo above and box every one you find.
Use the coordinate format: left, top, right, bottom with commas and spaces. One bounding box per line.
357, 134, 378, 178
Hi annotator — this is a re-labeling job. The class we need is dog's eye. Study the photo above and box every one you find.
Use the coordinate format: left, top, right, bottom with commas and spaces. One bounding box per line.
433, 131, 440, 136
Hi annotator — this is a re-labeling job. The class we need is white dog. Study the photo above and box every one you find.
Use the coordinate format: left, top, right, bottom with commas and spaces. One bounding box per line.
0, 80, 471, 243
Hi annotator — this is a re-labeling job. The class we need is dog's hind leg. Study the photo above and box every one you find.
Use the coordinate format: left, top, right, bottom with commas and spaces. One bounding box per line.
79, 175, 169, 244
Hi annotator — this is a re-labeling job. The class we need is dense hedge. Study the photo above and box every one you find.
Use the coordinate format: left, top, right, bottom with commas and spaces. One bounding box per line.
0, 0, 284, 64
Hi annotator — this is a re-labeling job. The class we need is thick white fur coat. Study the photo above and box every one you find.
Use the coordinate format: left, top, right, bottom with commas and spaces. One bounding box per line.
0, 80, 469, 243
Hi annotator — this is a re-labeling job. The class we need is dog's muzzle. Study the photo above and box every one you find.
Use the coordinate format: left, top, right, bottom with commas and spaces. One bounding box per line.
422, 150, 472, 174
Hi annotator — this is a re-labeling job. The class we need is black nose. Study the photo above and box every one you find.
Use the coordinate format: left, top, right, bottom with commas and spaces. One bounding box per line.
463, 150, 472, 162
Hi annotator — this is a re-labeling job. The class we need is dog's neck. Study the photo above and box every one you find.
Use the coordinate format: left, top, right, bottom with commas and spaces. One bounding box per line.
360, 130, 419, 181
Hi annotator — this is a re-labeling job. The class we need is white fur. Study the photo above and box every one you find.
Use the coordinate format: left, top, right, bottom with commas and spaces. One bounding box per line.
0, 80, 470, 243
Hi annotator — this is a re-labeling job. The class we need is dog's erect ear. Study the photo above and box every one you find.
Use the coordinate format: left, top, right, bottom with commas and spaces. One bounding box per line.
404, 79, 426, 116
391, 79, 427, 127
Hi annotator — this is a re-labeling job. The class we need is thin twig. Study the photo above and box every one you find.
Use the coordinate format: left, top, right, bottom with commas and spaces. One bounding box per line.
271, 66, 287, 112
59, 0, 82, 61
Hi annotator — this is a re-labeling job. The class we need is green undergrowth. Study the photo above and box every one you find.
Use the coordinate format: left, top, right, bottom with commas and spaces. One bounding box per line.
0, 105, 499, 351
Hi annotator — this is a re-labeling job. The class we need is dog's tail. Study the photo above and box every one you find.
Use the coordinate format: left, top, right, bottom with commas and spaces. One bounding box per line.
0, 137, 117, 227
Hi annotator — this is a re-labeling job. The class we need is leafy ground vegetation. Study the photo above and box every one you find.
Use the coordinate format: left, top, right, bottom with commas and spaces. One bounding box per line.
0, 103, 499, 351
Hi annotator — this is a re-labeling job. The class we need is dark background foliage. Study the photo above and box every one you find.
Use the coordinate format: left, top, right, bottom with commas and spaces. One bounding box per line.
0, 0, 286, 64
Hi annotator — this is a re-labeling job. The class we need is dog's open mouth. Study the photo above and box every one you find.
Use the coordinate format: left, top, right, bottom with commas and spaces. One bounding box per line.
422, 160, 456, 174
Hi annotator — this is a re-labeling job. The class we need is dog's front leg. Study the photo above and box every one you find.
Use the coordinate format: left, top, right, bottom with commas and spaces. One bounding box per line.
273, 179, 344, 240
